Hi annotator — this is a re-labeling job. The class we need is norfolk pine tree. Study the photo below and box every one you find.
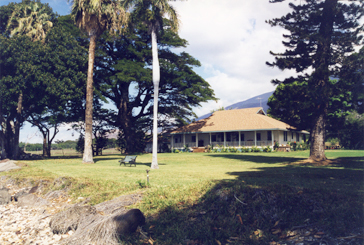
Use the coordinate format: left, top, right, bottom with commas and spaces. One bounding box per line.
267, 0, 364, 161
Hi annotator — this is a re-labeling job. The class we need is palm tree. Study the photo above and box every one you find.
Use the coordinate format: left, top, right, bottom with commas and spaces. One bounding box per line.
69, 0, 127, 163
123, 0, 180, 169
6, 1, 54, 42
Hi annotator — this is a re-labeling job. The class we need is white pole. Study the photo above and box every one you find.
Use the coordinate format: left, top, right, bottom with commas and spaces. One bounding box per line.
254, 131, 257, 147
239, 131, 241, 147
224, 132, 226, 147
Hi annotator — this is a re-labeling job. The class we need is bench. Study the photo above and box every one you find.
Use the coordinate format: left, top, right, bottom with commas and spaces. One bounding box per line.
119, 156, 137, 167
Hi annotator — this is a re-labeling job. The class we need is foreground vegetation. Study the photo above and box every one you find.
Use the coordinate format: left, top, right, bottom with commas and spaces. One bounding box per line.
2, 150, 363, 244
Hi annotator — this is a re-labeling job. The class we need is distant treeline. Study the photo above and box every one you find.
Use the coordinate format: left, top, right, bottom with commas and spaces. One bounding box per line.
20, 139, 118, 151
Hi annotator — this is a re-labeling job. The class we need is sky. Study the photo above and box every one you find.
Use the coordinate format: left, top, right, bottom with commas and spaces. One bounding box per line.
1, 0, 300, 143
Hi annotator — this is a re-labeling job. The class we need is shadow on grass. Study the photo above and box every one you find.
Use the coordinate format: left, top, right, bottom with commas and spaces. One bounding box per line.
134, 158, 364, 245
207, 154, 306, 164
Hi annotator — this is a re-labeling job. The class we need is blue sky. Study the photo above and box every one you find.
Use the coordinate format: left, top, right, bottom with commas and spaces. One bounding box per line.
1, 0, 302, 143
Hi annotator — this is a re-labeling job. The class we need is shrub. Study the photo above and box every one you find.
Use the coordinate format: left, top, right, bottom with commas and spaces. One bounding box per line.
274, 141, 279, 151
292, 141, 297, 151
263, 146, 272, 152
251, 146, 260, 152
229, 147, 237, 153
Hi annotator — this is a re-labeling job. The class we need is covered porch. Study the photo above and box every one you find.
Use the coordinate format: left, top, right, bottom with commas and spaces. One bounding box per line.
171, 130, 280, 150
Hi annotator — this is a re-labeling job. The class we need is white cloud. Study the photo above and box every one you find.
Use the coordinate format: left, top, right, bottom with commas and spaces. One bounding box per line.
171, 0, 297, 116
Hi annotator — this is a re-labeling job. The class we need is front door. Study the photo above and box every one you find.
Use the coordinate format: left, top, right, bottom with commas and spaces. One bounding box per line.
198, 140, 204, 147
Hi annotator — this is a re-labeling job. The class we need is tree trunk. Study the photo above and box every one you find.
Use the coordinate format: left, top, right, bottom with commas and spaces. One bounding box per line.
42, 131, 48, 157
0, 131, 6, 159
308, 0, 336, 161
309, 110, 327, 161
5, 92, 24, 159
151, 27, 160, 170
83, 35, 97, 164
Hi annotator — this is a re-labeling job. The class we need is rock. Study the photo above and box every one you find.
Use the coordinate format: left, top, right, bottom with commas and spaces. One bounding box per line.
114, 209, 146, 235
49, 205, 97, 234
94, 193, 143, 215
45, 190, 66, 200
17, 194, 49, 207
28, 186, 38, 194
0, 188, 11, 205
0, 160, 21, 172
13, 190, 28, 202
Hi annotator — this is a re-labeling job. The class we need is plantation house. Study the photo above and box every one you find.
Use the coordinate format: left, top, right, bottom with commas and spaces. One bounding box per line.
170, 107, 309, 151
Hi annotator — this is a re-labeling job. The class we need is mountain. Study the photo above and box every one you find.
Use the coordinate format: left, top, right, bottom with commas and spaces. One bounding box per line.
196, 91, 274, 121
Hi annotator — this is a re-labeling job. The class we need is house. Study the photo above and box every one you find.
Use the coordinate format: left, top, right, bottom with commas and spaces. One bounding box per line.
170, 107, 309, 151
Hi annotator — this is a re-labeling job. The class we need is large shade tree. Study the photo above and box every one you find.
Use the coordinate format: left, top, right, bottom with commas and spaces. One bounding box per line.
267, 0, 364, 161
69, 0, 127, 163
0, 0, 56, 159
95, 21, 216, 154
122, 0, 180, 169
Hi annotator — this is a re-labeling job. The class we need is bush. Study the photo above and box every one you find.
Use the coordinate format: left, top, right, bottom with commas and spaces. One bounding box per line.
292, 142, 297, 151
229, 147, 237, 153
274, 141, 279, 151
76, 134, 84, 154
251, 146, 261, 152
263, 146, 272, 152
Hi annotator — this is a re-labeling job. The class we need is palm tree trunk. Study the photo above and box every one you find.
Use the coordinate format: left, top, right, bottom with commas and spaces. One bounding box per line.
151, 27, 159, 169
83, 35, 97, 164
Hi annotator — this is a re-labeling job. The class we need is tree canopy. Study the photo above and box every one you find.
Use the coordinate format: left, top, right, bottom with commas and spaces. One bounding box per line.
0, 1, 87, 159
94, 21, 216, 153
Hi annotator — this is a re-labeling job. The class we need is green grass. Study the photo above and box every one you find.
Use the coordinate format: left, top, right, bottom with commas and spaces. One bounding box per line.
2, 150, 363, 244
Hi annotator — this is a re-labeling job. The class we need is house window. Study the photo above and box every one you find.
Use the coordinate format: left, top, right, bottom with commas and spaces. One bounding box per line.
303, 134, 306, 142
267, 131, 272, 141
211, 135, 217, 142
241, 133, 244, 142
296, 133, 299, 142
219, 133, 224, 142
232, 132, 238, 141
284, 131, 288, 141
257, 133, 261, 141
192, 135, 196, 142
174, 135, 181, 143
226, 133, 231, 142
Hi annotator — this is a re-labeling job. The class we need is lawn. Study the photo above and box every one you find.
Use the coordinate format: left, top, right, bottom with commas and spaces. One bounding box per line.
2, 150, 363, 244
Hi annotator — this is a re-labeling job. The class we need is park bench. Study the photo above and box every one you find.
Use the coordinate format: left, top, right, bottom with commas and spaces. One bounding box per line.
119, 155, 137, 167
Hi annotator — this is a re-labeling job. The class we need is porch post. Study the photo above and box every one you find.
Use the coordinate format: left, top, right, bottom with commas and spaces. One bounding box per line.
224, 132, 226, 147
183, 134, 186, 147
272, 131, 274, 148
209, 133, 212, 146
254, 131, 257, 147
171, 135, 174, 152
196, 133, 198, 147
238, 131, 241, 147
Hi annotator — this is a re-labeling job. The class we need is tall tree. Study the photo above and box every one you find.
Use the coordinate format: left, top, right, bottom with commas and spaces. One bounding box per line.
0, 0, 55, 159
267, 0, 364, 161
69, 0, 127, 163
95, 21, 216, 154
123, 0, 180, 169
6, 0, 55, 42
26, 23, 87, 158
